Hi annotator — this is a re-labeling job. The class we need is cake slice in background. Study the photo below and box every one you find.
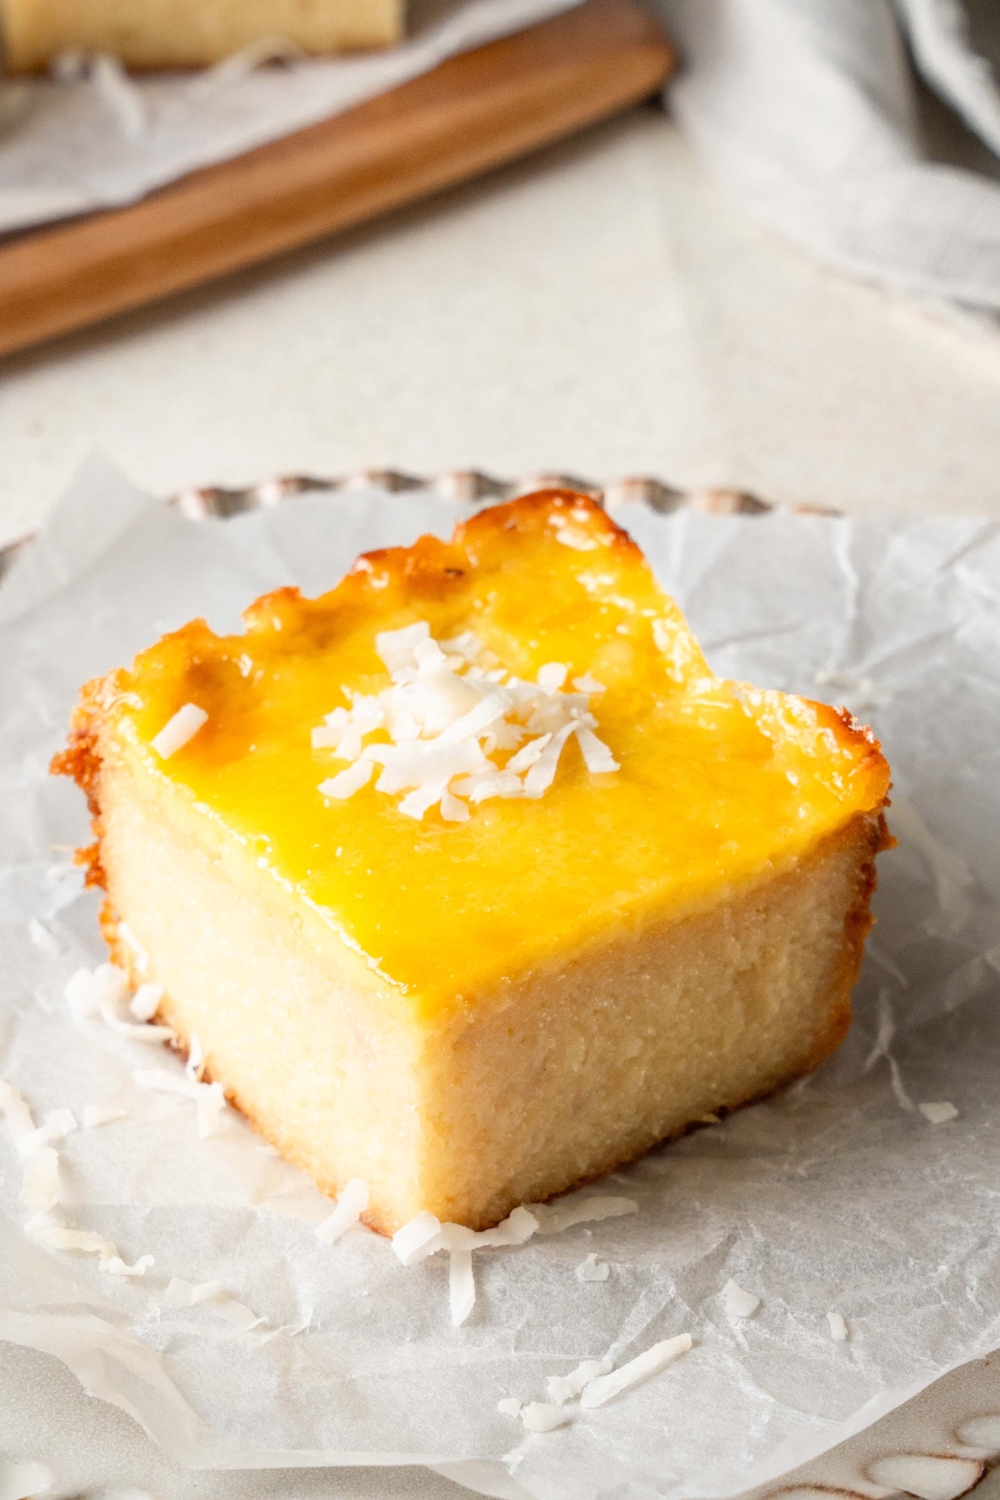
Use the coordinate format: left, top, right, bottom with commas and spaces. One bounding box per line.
53, 490, 891, 1233
1, 0, 404, 72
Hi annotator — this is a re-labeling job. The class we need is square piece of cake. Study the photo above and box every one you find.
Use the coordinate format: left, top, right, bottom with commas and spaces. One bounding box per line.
54, 491, 891, 1233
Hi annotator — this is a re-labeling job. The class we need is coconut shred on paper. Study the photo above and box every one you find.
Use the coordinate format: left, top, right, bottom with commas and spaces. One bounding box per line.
3, 460, 1000, 1498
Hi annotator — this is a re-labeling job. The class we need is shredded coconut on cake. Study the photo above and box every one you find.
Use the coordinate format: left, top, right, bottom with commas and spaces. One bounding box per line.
315, 624, 618, 822
151, 702, 208, 759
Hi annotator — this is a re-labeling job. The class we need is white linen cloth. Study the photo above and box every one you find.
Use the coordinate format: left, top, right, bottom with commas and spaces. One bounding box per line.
0, 0, 576, 234
660, 0, 1000, 309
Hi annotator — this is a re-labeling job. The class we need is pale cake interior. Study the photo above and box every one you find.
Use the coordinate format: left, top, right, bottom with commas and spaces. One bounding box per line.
101, 743, 880, 1234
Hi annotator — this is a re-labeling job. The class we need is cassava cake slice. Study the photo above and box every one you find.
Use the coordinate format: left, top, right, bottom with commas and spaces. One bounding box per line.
53, 490, 891, 1234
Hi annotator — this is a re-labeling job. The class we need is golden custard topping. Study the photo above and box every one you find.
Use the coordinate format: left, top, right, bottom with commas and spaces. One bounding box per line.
82, 491, 889, 1018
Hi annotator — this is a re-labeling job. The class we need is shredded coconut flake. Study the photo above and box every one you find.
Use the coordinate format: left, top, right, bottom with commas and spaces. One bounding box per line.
21, 1145, 60, 1210
575, 1252, 610, 1283
315, 1178, 370, 1245
722, 1280, 760, 1319
537, 662, 568, 693
164, 1277, 263, 1330
574, 725, 620, 773
828, 1311, 849, 1341
118, 921, 150, 974
546, 1358, 613, 1404
391, 1196, 636, 1325
132, 1068, 229, 1139
99, 998, 175, 1044
449, 1248, 476, 1327
0, 1082, 62, 1209
67, 962, 173, 1042
188, 33, 304, 95
105, 1253, 155, 1277
529, 1195, 638, 1236
392, 1204, 540, 1322
25, 1211, 152, 1275
391, 1210, 443, 1267
0, 1079, 36, 1139
520, 1401, 571, 1432
66, 963, 128, 1019
319, 756, 376, 800
186, 1033, 205, 1084
919, 1100, 959, 1124
130, 983, 163, 1022
313, 624, 619, 822
91, 52, 147, 140
151, 702, 208, 759
18, 1108, 76, 1155
579, 1335, 692, 1409
82, 1105, 128, 1129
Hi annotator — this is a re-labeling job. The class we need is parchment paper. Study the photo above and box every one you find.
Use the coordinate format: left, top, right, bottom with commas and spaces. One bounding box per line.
0, 0, 577, 234
3, 456, 1000, 1499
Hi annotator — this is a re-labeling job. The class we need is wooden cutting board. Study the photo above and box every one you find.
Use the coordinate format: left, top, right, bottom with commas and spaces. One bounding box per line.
0, 0, 675, 361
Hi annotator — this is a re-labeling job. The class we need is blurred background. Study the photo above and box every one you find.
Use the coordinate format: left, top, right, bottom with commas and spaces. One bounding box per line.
0, 0, 999, 554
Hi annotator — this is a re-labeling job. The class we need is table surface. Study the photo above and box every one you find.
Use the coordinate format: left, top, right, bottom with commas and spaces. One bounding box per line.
3, 102, 1000, 553
5, 100, 1000, 1498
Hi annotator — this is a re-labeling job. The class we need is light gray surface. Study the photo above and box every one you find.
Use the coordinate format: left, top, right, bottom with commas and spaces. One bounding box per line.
0, 1340, 470, 1499
0, 108, 721, 551
5, 107, 1000, 549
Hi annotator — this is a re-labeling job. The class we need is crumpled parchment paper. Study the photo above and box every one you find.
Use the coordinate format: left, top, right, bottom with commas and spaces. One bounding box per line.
2, 456, 1000, 1500
0, 0, 578, 234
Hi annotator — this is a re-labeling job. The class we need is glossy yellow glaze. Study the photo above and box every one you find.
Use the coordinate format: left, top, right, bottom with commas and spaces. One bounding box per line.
93, 492, 890, 1020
